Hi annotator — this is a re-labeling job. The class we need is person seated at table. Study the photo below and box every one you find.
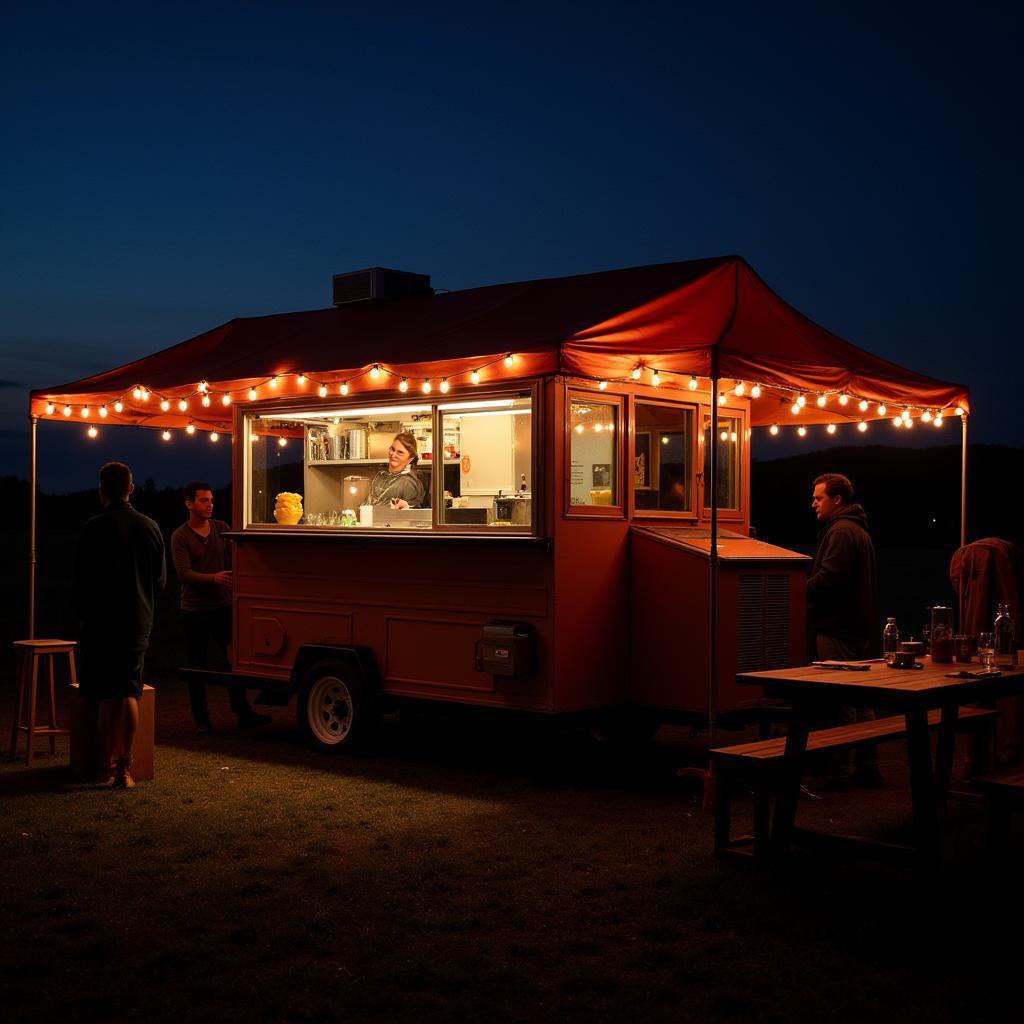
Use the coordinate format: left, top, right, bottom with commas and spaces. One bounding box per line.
368, 432, 425, 509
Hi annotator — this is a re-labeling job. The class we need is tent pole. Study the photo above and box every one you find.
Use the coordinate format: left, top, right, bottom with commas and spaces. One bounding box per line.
28, 415, 38, 640
960, 413, 968, 549
708, 364, 720, 751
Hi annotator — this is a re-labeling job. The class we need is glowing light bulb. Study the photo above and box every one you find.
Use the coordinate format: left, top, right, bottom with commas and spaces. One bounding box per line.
651, 370, 660, 386
370, 365, 381, 379
796, 394, 806, 407
934, 413, 943, 426
422, 380, 432, 394
750, 384, 761, 399
297, 374, 306, 385
470, 370, 480, 385
160, 399, 170, 412
893, 416, 903, 427
631, 366, 642, 380
769, 423, 779, 436
816, 394, 827, 408
720, 429, 728, 441
201, 394, 211, 407
140, 389, 149, 401
905, 416, 914, 429
858, 420, 868, 433
827, 423, 836, 434
114, 401, 123, 413
278, 437, 287, 447
598, 380, 608, 391
839, 393, 849, 406
81, 406, 90, 418
209, 432, 219, 442
399, 378, 409, 393
921, 409, 933, 422
161, 430, 172, 441
63, 405, 72, 417
504, 353, 514, 368
319, 384, 328, 398
248, 388, 257, 401
186, 422, 196, 435
877, 404, 887, 416
859, 399, 869, 412
99, 405, 108, 418
688, 376, 698, 391
133, 387, 143, 400
178, 399, 188, 412
340, 382, 349, 396
717, 392, 726, 406
575, 423, 584, 434
797, 426, 807, 437
87, 426, 98, 439
790, 403, 800, 415
956, 406, 965, 417
440, 378, 449, 393
594, 423, 603, 433
730, 431, 737, 443
661, 436, 669, 444
198, 381, 209, 394
45, 402, 55, 414
221, 393, 231, 406
269, 376, 278, 389
734, 382, 745, 397
902, 408, 911, 422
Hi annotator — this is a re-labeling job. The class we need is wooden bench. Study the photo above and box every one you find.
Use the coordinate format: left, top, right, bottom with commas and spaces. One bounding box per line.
971, 768, 1024, 849
711, 706, 999, 863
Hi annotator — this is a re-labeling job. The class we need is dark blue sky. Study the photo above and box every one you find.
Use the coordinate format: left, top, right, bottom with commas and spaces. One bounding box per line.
2, 1, 1020, 491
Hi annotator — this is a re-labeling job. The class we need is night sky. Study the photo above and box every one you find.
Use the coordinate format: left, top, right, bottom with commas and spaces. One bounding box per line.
2, 1, 1020, 492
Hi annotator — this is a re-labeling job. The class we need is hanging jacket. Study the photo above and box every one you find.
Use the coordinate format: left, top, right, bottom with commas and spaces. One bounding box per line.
950, 537, 1023, 636
807, 503, 876, 642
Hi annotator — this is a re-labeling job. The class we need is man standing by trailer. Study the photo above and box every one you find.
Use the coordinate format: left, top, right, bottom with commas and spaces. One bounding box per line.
808, 472, 881, 787
73, 461, 166, 787
172, 481, 270, 734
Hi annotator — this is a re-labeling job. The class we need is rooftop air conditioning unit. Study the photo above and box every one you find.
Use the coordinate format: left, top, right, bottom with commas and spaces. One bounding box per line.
332, 267, 433, 306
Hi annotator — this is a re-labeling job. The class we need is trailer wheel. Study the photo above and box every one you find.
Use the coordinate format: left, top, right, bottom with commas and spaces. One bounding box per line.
298, 659, 375, 753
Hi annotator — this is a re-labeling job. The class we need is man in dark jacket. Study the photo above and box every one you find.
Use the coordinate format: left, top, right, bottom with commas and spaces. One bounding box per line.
807, 472, 881, 787
72, 462, 166, 787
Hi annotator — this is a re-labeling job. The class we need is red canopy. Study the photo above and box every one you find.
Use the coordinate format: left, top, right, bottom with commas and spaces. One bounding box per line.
30, 255, 969, 430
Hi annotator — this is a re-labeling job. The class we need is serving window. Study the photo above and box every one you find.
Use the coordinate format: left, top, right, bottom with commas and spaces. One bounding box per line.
567, 397, 622, 514
243, 392, 534, 532
633, 400, 695, 514
702, 412, 742, 512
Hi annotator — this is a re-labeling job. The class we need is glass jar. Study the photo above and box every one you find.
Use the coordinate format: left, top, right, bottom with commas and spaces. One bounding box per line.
930, 605, 954, 663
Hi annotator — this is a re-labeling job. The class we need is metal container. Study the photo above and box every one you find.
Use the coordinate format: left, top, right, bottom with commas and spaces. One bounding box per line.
346, 428, 367, 460
493, 493, 531, 525
328, 435, 346, 460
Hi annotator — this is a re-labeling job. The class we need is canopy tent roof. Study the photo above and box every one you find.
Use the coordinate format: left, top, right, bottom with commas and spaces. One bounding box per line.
31, 255, 969, 431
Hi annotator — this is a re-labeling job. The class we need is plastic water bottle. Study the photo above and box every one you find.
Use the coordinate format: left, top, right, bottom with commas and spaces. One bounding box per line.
994, 604, 1017, 667
882, 617, 900, 665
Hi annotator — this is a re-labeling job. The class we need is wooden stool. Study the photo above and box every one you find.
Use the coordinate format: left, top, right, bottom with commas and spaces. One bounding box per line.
9, 639, 76, 765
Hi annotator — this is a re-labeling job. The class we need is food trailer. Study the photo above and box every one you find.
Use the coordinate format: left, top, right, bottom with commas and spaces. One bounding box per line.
29, 257, 971, 752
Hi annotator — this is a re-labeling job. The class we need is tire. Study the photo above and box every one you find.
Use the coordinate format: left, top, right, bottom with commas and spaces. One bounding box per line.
297, 658, 377, 753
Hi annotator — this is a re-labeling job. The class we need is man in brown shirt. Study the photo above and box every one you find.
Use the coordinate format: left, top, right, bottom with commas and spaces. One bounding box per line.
171, 481, 270, 734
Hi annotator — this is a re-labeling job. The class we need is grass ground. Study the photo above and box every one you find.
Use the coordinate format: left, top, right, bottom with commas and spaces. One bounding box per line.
2, 677, 1022, 1024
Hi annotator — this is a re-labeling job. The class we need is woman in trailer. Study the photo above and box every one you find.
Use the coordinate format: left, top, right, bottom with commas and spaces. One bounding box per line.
368, 432, 425, 509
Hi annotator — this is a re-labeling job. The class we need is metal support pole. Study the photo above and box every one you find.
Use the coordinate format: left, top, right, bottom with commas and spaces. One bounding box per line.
28, 415, 38, 639
708, 363, 720, 751
960, 413, 968, 549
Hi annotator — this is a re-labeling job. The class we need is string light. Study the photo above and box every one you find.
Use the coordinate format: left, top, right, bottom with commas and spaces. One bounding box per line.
63, 405, 72, 417
717, 391, 726, 406
319, 384, 328, 398
631, 366, 642, 380
934, 412, 943, 426
160, 399, 171, 412
209, 432, 220, 442
161, 430, 172, 441
422, 380, 432, 394
221, 393, 231, 406
202, 394, 212, 407
340, 382, 349, 396
278, 437, 287, 447
248, 388, 258, 401
720, 429, 728, 441
901, 407, 911, 423
297, 374, 306, 385
904, 416, 914, 429
797, 426, 807, 437
688, 376, 698, 391
87, 426, 98, 439
859, 399, 869, 412
893, 416, 903, 427
470, 370, 480, 385
140, 388, 149, 401
440, 378, 450, 393
955, 406, 966, 417
178, 399, 188, 412
858, 420, 868, 433
921, 409, 933, 423
598, 380, 608, 391
370, 365, 381, 379
198, 381, 209, 394
78, 405, 89, 418
826, 423, 836, 434
816, 394, 827, 408
45, 402, 55, 414
504, 353, 514, 368
796, 394, 806, 407
399, 378, 409, 393
877, 404, 887, 417
99, 406, 108, 418
186, 422, 196, 435
750, 384, 761, 399
269, 376, 279, 389
790, 403, 801, 415
114, 401, 123, 413
734, 382, 745, 397
133, 386, 143, 400
769, 423, 779, 436
651, 370, 661, 387
838, 393, 849, 406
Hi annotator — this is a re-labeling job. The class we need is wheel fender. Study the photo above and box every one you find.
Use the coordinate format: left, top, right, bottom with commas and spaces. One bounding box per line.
289, 645, 381, 693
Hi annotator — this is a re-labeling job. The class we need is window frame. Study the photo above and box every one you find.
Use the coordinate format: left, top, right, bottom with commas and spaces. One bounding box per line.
698, 401, 748, 522
564, 389, 626, 520
630, 396, 700, 521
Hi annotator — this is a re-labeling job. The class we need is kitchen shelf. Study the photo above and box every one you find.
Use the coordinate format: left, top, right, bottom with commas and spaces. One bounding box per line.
309, 458, 460, 466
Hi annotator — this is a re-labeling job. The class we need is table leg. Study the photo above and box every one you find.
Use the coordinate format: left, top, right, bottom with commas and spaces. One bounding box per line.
769, 713, 810, 861
905, 707, 941, 869
933, 703, 958, 810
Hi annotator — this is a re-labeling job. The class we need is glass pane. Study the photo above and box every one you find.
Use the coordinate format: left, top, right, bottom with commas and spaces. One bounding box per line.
437, 395, 533, 527
702, 414, 740, 510
569, 400, 618, 507
248, 417, 307, 525
634, 402, 693, 512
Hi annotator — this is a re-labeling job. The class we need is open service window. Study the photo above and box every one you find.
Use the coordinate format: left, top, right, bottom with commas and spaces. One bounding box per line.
633, 399, 695, 515
567, 394, 623, 516
242, 391, 535, 532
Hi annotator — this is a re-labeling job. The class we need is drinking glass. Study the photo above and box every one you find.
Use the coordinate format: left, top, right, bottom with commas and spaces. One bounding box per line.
978, 632, 996, 670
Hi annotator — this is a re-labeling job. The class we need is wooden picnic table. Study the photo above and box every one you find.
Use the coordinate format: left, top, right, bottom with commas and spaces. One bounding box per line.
736, 656, 1024, 868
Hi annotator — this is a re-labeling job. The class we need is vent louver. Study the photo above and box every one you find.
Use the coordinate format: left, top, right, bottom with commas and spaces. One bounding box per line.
737, 574, 791, 672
